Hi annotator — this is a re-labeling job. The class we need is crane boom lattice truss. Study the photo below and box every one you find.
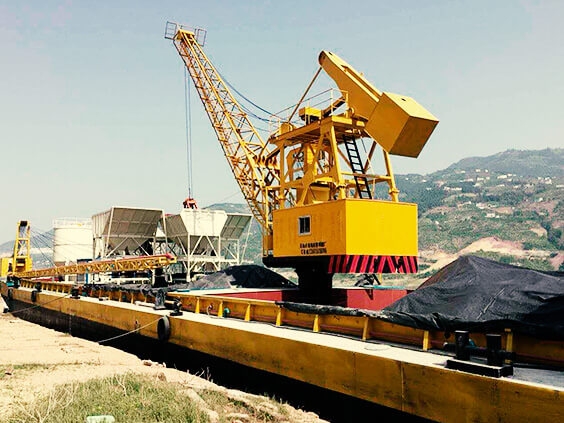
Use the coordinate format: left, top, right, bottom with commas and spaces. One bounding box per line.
10, 254, 177, 279
166, 22, 279, 232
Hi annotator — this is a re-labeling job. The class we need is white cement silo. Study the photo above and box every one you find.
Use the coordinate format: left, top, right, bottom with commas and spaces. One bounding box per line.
53, 218, 93, 266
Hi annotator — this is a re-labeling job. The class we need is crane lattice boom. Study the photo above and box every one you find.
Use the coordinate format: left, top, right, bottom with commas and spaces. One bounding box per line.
165, 22, 279, 232
9, 254, 177, 279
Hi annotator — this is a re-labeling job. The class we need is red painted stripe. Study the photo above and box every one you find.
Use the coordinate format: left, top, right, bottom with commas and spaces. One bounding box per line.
328, 255, 336, 272
359, 255, 369, 273
410, 256, 418, 273
376, 256, 386, 273
409, 256, 416, 273
340, 255, 348, 273
386, 256, 395, 273
334, 255, 342, 273
397, 256, 405, 274
401, 256, 410, 273
368, 256, 375, 273
327, 255, 419, 274
350, 255, 360, 273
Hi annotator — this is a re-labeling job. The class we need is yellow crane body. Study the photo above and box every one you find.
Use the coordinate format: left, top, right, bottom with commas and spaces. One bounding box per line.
265, 112, 419, 274
166, 22, 438, 293
271, 199, 418, 273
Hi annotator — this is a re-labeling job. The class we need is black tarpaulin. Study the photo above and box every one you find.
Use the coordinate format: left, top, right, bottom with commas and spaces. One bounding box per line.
86, 265, 295, 294
185, 264, 296, 290
380, 255, 564, 339
276, 301, 368, 317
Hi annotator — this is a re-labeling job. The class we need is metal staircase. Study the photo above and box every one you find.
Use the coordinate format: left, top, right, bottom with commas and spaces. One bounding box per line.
343, 136, 372, 199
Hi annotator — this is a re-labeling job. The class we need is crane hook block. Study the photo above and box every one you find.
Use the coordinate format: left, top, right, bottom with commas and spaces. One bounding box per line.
319, 51, 438, 158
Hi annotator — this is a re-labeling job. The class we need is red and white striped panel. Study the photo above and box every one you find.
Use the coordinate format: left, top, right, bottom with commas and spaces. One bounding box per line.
328, 255, 418, 274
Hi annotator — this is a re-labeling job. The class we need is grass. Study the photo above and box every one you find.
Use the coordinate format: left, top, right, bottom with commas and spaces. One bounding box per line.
6, 372, 291, 423
0, 364, 53, 380
7, 373, 205, 423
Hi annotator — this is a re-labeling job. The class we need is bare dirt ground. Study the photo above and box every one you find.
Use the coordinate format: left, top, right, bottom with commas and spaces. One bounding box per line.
0, 312, 328, 422
420, 236, 563, 275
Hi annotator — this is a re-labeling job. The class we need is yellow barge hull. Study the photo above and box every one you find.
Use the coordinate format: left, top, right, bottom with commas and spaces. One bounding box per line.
2, 283, 563, 423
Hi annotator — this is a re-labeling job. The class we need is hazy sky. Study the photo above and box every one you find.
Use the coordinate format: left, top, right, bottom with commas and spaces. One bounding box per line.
1, 0, 563, 242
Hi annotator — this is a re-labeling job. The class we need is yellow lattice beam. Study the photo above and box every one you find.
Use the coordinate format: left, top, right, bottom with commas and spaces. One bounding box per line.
10, 254, 177, 278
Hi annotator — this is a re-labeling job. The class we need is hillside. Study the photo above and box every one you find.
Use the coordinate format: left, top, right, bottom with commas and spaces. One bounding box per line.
217, 148, 564, 280
444, 148, 564, 178
2, 149, 562, 283
411, 148, 563, 276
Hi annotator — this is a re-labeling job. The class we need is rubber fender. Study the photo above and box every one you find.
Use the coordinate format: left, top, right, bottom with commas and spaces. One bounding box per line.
157, 316, 171, 342
7, 288, 13, 301
31, 290, 38, 303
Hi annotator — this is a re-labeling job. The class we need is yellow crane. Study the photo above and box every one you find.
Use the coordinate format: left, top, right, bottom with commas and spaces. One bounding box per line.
165, 22, 438, 300
0, 221, 33, 277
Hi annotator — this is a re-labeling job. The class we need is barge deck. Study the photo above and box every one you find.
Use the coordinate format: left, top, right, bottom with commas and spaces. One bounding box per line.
2, 280, 562, 423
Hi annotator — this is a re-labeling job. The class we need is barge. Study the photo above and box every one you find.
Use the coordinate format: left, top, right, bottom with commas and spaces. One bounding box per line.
2, 258, 563, 422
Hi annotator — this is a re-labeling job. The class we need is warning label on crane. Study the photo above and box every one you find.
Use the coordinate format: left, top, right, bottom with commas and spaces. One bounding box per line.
300, 241, 327, 255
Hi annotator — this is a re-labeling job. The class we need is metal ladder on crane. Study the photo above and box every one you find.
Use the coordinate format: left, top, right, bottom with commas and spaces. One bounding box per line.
343, 135, 372, 199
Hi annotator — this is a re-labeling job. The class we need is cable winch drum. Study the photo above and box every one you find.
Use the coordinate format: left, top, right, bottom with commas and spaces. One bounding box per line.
157, 316, 171, 342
